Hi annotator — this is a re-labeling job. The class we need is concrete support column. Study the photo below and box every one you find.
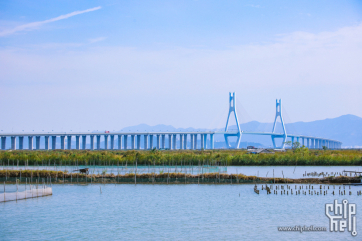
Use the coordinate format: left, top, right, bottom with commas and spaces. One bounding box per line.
137, 135, 141, 150
61, 136, 65, 150
190, 135, 194, 150
67, 136, 72, 149
203, 134, 207, 149
161, 135, 165, 149
210, 134, 214, 149
168, 134, 172, 150
118, 135, 122, 150
306, 138, 309, 148
82, 135, 87, 149
36, 136, 40, 150
184, 134, 187, 149
296, 137, 300, 145
130, 135, 135, 150
28, 136, 33, 150
143, 135, 148, 150
201, 134, 204, 150
90, 135, 94, 150
11, 136, 16, 150
104, 135, 109, 150
1, 137, 6, 150
124, 135, 128, 150
179, 134, 183, 150
172, 134, 176, 150
45, 136, 49, 150
150, 135, 154, 149
156, 135, 160, 149
301, 138, 304, 147
291, 136, 295, 146
52, 136, 57, 149
194, 134, 197, 149
97, 135, 101, 150
19, 136, 24, 150
110, 135, 114, 150
75, 136, 80, 150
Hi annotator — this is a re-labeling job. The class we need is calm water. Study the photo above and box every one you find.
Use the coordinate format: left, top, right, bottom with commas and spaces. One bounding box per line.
1, 184, 361, 240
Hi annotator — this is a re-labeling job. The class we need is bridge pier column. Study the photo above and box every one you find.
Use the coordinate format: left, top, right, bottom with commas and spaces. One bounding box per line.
19, 136, 24, 150
67, 136, 71, 149
82, 135, 87, 150
130, 135, 134, 150
143, 135, 148, 150
184, 134, 187, 149
90, 135, 95, 150
150, 135, 154, 149
117, 135, 122, 150
36, 136, 40, 150
45, 136, 49, 150
172, 134, 176, 150
190, 135, 194, 150
90, 135, 94, 150
137, 135, 141, 149
61, 136, 65, 150
104, 135, 109, 150
124, 135, 128, 150
210, 134, 214, 149
28, 136, 33, 150
110, 135, 114, 150
194, 134, 197, 149
179, 134, 183, 150
161, 135, 165, 149
204, 134, 207, 149
168, 134, 172, 150
52, 136, 57, 149
75, 136, 79, 150
11, 136, 16, 150
97, 135, 101, 150
156, 135, 160, 149
201, 134, 204, 150
1, 137, 6, 150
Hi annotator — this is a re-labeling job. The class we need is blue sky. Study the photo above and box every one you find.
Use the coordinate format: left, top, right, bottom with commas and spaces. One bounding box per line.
1, 0, 362, 132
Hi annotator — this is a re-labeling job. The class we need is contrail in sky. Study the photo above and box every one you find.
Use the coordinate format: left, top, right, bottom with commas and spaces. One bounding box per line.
0, 6, 102, 37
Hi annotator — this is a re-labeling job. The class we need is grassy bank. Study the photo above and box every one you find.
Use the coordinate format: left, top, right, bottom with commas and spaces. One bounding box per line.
1, 170, 360, 184
0, 149, 362, 166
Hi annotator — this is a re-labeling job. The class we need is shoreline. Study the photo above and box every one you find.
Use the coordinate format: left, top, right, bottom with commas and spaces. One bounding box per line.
1, 170, 360, 184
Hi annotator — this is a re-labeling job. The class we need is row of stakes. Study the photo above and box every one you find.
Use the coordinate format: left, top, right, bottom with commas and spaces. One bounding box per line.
254, 184, 362, 196
303, 171, 360, 177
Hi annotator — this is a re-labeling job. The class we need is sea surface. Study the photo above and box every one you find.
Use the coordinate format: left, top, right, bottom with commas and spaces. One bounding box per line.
1, 183, 361, 240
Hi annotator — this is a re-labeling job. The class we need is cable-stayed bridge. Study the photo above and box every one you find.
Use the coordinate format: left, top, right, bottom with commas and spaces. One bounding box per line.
0, 93, 342, 150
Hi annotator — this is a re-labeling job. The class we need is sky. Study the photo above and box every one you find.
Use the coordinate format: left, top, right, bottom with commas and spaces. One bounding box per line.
1, 0, 362, 132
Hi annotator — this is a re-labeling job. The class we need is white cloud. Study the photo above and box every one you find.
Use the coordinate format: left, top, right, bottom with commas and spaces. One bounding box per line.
0, 6, 101, 37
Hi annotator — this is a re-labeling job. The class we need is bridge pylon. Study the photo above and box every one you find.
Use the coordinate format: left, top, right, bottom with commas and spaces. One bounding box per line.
271, 99, 287, 149
224, 92, 242, 149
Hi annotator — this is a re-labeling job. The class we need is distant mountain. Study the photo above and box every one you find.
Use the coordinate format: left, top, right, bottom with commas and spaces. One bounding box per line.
118, 114, 362, 148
